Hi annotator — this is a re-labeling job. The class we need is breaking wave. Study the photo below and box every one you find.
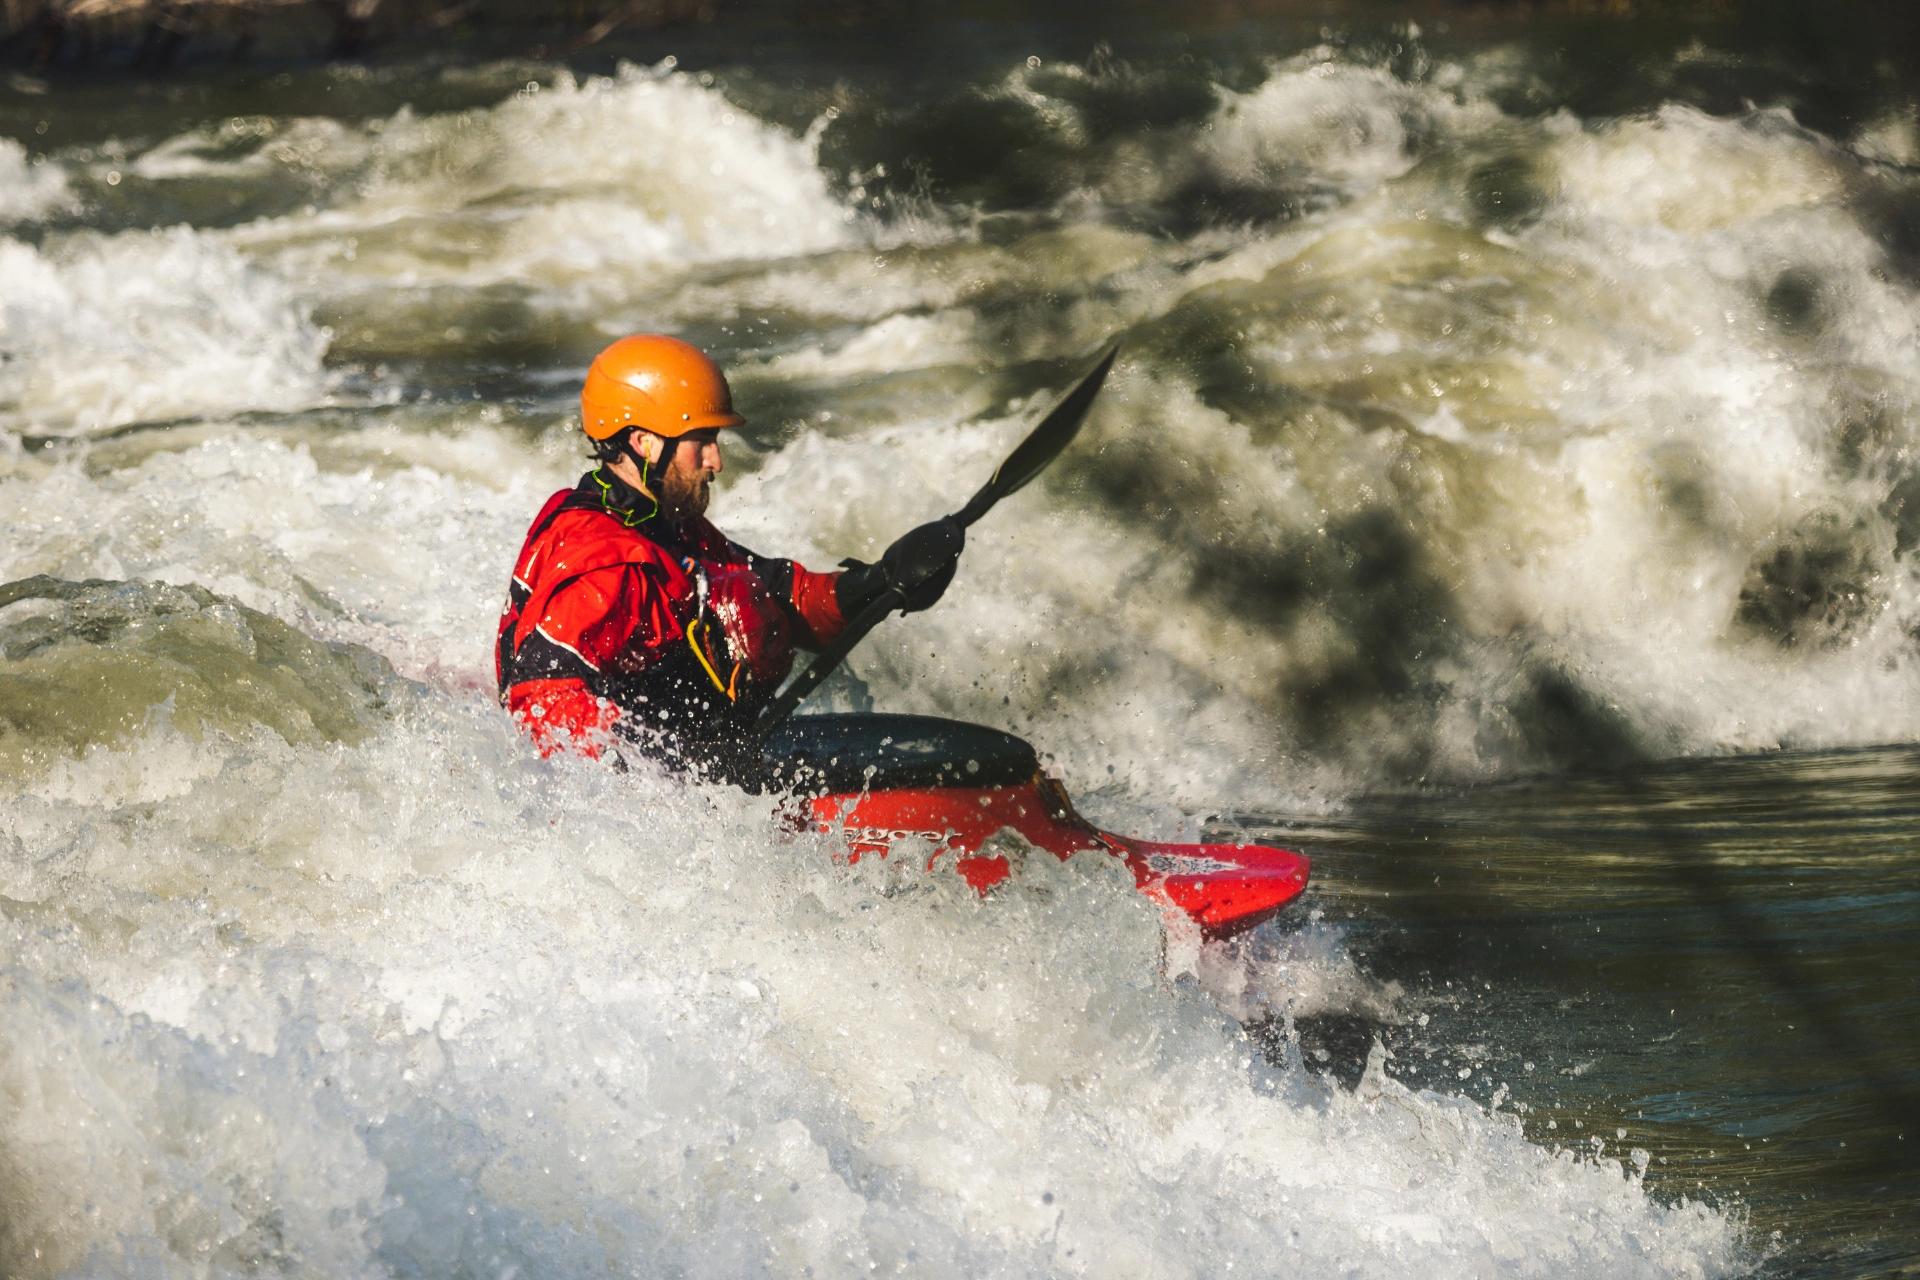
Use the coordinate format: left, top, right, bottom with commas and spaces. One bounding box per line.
0, 627, 1745, 1279
0, 227, 331, 438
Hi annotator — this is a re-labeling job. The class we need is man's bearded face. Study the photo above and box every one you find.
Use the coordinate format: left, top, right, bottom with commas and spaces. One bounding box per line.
655, 430, 722, 520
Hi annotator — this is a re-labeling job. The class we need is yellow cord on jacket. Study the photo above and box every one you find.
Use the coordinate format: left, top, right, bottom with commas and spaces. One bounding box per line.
686, 618, 741, 702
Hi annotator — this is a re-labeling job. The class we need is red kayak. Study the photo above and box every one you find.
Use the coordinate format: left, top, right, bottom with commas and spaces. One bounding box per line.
762, 714, 1309, 938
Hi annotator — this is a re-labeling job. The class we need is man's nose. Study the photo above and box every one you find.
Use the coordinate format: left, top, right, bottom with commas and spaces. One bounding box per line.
704, 441, 724, 474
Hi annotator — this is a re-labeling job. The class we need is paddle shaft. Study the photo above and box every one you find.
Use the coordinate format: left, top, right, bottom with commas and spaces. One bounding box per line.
751, 345, 1118, 740
751, 589, 900, 733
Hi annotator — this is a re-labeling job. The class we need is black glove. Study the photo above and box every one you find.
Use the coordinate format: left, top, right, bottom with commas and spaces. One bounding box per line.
837, 517, 965, 615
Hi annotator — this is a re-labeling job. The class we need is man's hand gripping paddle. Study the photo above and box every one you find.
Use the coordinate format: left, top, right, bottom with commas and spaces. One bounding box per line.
752, 344, 1119, 739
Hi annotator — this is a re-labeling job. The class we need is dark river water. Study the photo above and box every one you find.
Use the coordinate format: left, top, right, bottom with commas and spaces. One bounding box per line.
2, 6, 1918, 1276
1231, 743, 1920, 1277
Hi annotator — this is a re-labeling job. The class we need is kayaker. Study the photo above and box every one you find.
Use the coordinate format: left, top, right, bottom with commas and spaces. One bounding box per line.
495, 333, 962, 772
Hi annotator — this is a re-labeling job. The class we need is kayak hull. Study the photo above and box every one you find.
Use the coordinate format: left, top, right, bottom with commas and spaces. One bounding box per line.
764, 715, 1309, 938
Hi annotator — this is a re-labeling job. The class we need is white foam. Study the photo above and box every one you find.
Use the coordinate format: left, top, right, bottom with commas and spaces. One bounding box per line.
991, 88, 1920, 785
0, 434, 570, 687
749, 310, 982, 378
230, 62, 861, 298
1853, 103, 1920, 167
0, 227, 330, 438
1193, 914, 1409, 1025
662, 220, 1157, 339
1201, 55, 1502, 197
0, 395, 1747, 1276
128, 114, 370, 184
1548, 105, 1850, 232
0, 137, 76, 224
0, 700, 1748, 1278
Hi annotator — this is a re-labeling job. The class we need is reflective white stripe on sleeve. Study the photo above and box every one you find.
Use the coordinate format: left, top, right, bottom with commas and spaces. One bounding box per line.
534, 624, 602, 673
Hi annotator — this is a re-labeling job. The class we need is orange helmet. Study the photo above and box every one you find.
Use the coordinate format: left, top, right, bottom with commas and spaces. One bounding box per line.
580, 334, 745, 441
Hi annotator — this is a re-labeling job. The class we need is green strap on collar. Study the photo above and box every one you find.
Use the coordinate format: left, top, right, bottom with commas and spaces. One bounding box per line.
590, 462, 658, 527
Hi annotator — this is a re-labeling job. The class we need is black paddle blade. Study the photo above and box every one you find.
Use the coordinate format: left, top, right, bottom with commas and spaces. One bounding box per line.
952, 344, 1118, 528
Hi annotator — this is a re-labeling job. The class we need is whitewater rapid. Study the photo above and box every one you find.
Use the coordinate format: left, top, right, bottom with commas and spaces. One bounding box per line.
9, 55, 1920, 796
8, 30, 1917, 1274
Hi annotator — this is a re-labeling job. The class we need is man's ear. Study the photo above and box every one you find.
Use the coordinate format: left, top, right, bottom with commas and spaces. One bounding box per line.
633, 431, 665, 465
